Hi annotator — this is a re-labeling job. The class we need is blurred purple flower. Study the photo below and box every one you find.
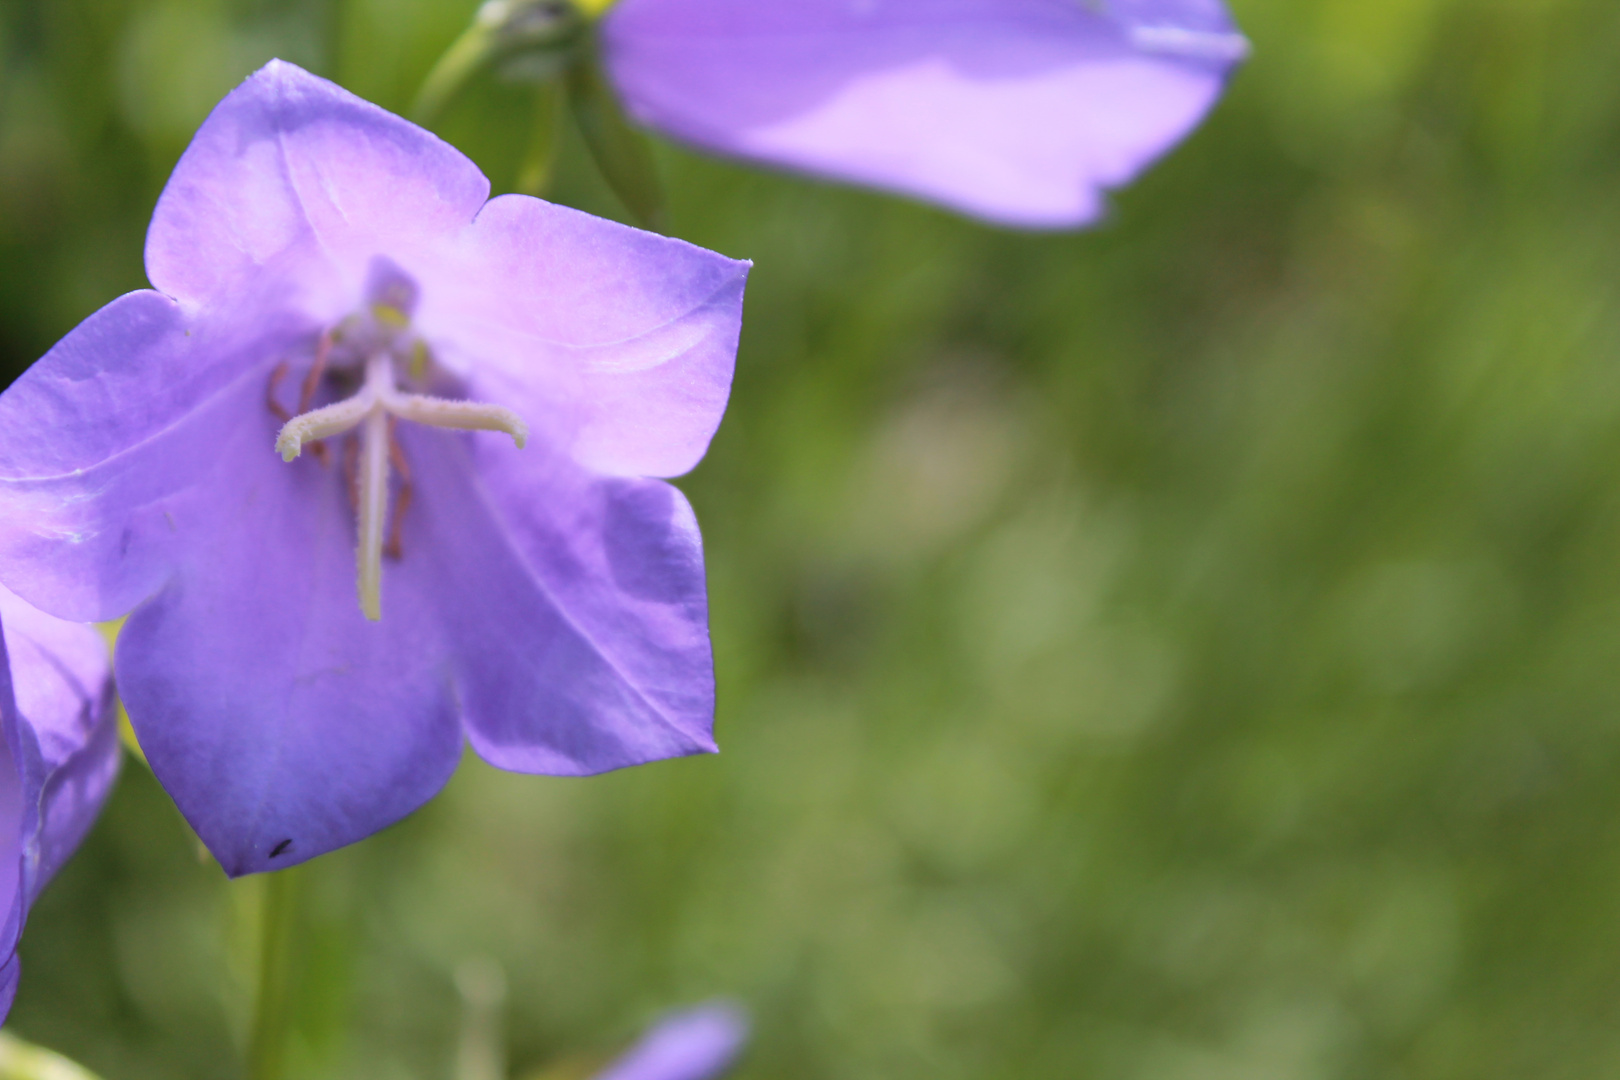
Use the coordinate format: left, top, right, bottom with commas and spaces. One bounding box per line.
0, 61, 748, 876
599, 0, 1248, 228
594, 1003, 749, 1080
0, 586, 120, 1020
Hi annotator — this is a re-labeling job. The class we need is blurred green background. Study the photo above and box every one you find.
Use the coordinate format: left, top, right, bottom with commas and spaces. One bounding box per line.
6, 0, 1620, 1077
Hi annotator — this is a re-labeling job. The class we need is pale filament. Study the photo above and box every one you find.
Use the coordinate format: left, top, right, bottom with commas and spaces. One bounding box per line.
357, 402, 389, 621
275, 352, 528, 621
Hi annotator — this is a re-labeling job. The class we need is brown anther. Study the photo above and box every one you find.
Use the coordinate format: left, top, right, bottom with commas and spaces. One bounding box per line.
387, 416, 412, 479
298, 330, 331, 414
300, 333, 334, 466
343, 436, 360, 513
266, 362, 292, 422
385, 417, 412, 560
385, 483, 412, 561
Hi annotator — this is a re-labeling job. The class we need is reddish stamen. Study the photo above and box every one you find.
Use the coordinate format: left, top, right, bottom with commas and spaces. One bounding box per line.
300, 333, 334, 466
266, 362, 292, 422
298, 330, 331, 414
385, 418, 412, 560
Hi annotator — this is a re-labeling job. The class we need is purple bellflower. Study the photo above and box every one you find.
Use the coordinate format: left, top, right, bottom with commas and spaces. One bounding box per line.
0, 61, 747, 877
593, 1003, 748, 1080
0, 586, 120, 1020
598, 0, 1249, 228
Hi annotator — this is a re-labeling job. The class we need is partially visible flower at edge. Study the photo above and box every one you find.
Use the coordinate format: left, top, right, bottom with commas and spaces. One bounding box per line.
0, 586, 121, 1022
597, 0, 1248, 228
590, 1003, 748, 1080
0, 1030, 107, 1080
0, 61, 748, 877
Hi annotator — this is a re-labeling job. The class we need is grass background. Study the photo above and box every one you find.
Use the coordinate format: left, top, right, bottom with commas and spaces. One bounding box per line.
5, 0, 1620, 1076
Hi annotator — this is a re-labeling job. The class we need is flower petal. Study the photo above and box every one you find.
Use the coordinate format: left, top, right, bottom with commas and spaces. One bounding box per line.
145, 60, 490, 307
0, 585, 118, 1023
0, 586, 120, 904
397, 425, 717, 775
113, 384, 462, 877
0, 954, 17, 1023
602, 0, 1246, 228
417, 194, 748, 478
0, 637, 23, 1004
0, 288, 312, 622
594, 1003, 749, 1080
118, 379, 713, 872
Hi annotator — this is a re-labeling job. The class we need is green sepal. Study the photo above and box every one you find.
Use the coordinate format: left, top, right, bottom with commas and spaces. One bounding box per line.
565, 47, 668, 230
515, 79, 566, 197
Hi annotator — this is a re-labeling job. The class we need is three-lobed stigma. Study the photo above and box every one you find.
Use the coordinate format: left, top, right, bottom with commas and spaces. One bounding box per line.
271, 270, 527, 622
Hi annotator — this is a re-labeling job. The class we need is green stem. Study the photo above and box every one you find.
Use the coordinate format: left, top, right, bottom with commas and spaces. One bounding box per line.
245, 867, 302, 1080
413, 18, 497, 123
413, 1, 586, 124
452, 958, 508, 1080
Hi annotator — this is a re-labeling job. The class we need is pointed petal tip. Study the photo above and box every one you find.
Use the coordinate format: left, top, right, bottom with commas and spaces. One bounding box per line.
241, 56, 307, 96
253, 56, 293, 77
248, 56, 330, 87
211, 833, 314, 879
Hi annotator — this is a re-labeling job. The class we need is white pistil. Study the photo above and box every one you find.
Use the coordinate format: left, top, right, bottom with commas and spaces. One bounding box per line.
357, 397, 390, 621
275, 392, 373, 462
274, 351, 528, 622
388, 395, 528, 448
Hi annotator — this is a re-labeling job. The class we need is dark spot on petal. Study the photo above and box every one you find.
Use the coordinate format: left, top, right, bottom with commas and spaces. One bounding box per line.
119, 527, 133, 558
270, 839, 293, 858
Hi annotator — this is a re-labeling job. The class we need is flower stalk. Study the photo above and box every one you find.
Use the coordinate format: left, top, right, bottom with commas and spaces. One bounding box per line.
415, 2, 665, 226
246, 867, 303, 1080
453, 959, 508, 1080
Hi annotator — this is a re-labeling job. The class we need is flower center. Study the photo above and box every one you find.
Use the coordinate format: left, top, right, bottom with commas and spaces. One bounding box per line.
270, 263, 526, 622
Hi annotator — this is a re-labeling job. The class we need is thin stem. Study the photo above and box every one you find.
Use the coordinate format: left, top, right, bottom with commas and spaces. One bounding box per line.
412, 18, 497, 123
246, 866, 303, 1080
453, 959, 508, 1080
413, 1, 586, 124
